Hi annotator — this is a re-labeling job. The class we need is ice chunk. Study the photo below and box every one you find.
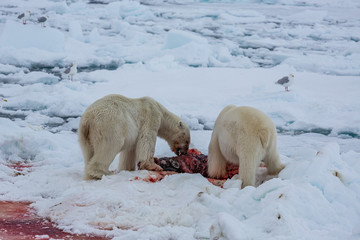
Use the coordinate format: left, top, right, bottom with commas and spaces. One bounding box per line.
163, 30, 211, 66
69, 21, 84, 42
181, 115, 204, 130
106, 0, 152, 19
215, 46, 232, 63
17, 71, 59, 85
87, 28, 101, 43
285, 10, 328, 24
48, 2, 70, 14
0, 21, 65, 52
164, 30, 208, 50
0, 63, 23, 74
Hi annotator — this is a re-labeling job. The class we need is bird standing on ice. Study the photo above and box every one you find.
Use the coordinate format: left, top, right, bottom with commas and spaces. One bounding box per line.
0, 97, 7, 109
64, 63, 77, 81
38, 15, 49, 27
275, 74, 294, 91
18, 11, 31, 24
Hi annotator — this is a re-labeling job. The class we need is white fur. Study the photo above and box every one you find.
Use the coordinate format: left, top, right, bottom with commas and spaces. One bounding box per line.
78, 94, 190, 180
208, 105, 284, 188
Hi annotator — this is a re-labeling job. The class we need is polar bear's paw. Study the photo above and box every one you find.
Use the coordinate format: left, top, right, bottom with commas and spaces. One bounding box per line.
139, 160, 163, 172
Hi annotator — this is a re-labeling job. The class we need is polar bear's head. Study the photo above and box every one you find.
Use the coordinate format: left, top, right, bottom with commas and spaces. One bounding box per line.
170, 121, 190, 156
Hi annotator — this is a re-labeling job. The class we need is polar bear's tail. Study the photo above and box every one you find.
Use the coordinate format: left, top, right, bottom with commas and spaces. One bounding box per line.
258, 129, 270, 149
78, 119, 94, 163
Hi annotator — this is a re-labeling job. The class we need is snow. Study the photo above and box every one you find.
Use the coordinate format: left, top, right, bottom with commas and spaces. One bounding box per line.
0, 0, 360, 239
0, 21, 65, 52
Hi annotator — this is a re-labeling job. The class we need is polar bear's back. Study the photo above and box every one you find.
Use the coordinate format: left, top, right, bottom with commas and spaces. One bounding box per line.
86, 94, 156, 116
214, 105, 277, 152
216, 105, 275, 131
79, 94, 163, 148
82, 94, 161, 125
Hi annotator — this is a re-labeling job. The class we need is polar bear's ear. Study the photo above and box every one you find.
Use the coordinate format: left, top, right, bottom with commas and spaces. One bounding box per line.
179, 121, 185, 129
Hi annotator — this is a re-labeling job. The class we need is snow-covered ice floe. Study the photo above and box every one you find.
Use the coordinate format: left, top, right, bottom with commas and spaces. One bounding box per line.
0, 0, 359, 74
0, 0, 360, 239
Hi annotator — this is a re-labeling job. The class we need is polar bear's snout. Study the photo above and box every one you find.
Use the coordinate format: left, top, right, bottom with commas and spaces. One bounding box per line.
172, 140, 189, 156
170, 122, 190, 156
176, 146, 188, 156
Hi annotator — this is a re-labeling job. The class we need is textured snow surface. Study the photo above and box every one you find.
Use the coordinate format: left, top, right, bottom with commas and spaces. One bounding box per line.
0, 0, 360, 239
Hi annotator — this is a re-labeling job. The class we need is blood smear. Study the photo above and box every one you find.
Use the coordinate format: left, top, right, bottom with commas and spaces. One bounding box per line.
0, 201, 108, 240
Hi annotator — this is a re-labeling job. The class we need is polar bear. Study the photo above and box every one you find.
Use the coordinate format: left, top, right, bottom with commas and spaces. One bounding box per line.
78, 94, 190, 180
208, 105, 284, 188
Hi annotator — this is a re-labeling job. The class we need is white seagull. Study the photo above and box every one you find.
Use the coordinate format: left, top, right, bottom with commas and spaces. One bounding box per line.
38, 15, 49, 27
275, 74, 295, 91
18, 11, 31, 24
0, 97, 7, 109
64, 63, 77, 81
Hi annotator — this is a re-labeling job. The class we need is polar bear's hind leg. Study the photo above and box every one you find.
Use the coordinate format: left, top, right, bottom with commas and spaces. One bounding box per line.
119, 148, 136, 171
264, 147, 284, 175
236, 143, 261, 188
84, 141, 120, 180
208, 135, 227, 178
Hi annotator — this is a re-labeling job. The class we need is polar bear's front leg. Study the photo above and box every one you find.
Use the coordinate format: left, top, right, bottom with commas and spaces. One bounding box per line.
136, 131, 163, 171
139, 159, 162, 171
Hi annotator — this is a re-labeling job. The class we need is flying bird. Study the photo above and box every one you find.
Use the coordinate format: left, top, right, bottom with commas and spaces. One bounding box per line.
38, 15, 49, 27
275, 74, 294, 91
18, 11, 31, 24
64, 63, 77, 81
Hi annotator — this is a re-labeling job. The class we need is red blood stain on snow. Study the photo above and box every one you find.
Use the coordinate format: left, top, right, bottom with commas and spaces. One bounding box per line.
7, 163, 32, 177
7, 163, 32, 172
2, 164, 108, 239
132, 171, 178, 183
0, 201, 108, 240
